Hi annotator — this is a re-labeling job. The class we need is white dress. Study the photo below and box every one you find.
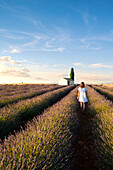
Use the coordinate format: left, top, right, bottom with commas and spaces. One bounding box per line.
78, 87, 88, 102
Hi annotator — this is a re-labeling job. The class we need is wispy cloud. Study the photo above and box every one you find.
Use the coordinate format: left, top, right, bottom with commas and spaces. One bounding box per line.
73, 62, 113, 69
0, 27, 67, 53
45, 42, 55, 48
81, 11, 97, 26
70, 6, 97, 27
0, 0, 20, 13
21, 15, 47, 33
44, 38, 66, 52
77, 71, 113, 84
80, 41, 101, 50
27, 63, 68, 71
53, 64, 67, 68
89, 63, 113, 68
73, 63, 84, 66
82, 11, 89, 25
23, 35, 45, 48
0, 0, 11, 9
42, 47, 65, 52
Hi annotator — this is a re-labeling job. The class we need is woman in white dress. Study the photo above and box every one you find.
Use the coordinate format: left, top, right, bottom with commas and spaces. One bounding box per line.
77, 82, 88, 112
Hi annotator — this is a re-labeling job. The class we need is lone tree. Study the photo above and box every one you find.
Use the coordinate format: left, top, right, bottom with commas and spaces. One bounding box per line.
70, 68, 74, 80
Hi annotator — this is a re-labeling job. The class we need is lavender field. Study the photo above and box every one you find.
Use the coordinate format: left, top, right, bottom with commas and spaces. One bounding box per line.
0, 84, 78, 169
0, 84, 113, 169
0, 84, 74, 140
0, 84, 63, 108
91, 84, 113, 101
87, 86, 113, 169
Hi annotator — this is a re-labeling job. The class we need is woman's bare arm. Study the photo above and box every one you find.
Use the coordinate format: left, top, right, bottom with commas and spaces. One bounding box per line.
77, 91, 80, 99
86, 91, 88, 98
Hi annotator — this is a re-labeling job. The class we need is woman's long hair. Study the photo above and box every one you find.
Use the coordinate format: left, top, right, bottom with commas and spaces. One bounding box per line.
80, 82, 85, 88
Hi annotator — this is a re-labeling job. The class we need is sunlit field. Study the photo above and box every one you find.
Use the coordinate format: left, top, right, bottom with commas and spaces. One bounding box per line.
0, 84, 113, 169
87, 85, 113, 169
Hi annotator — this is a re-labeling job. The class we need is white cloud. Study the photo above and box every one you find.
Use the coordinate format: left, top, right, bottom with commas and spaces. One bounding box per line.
0, 56, 26, 65
0, 56, 11, 62
0, 63, 30, 77
53, 64, 67, 68
53, 64, 58, 67
73, 63, 84, 67
0, 56, 17, 64
57, 47, 65, 52
10, 49, 20, 53
0, 56, 29, 80
89, 63, 113, 68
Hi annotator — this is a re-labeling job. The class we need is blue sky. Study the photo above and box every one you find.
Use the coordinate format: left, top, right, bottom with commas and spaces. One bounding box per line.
0, 0, 113, 84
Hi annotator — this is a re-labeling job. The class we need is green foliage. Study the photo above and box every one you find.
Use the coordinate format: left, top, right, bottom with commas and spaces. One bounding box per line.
70, 68, 74, 80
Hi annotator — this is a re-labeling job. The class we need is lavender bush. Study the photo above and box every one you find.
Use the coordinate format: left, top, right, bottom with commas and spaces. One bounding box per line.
92, 85, 113, 101
0, 84, 62, 108
0, 84, 62, 95
0, 84, 60, 92
0, 90, 28, 97
0, 84, 42, 93
0, 87, 78, 169
0, 85, 74, 140
87, 86, 113, 169
96, 84, 113, 91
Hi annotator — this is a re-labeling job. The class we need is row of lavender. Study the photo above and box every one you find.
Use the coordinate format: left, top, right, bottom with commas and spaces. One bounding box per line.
87, 86, 113, 169
92, 84, 113, 92
91, 85, 113, 101
0, 84, 63, 108
0, 85, 74, 140
0, 87, 78, 169
0, 84, 58, 93
0, 84, 61, 96
95, 84, 113, 91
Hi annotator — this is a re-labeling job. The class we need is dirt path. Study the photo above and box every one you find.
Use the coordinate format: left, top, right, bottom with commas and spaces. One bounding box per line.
73, 105, 97, 170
